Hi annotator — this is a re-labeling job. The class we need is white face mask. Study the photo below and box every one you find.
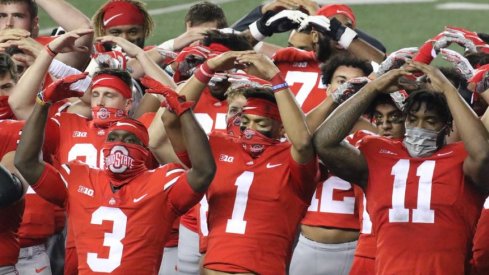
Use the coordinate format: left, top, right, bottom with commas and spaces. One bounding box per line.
403, 126, 445, 158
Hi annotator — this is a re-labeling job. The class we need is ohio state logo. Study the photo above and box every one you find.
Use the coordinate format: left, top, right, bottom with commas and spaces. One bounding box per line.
105, 145, 134, 173
250, 144, 264, 153
243, 129, 254, 139
115, 109, 125, 117
97, 108, 109, 119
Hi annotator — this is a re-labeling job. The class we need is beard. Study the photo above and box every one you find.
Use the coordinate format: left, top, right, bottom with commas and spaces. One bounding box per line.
314, 33, 342, 63
132, 37, 145, 49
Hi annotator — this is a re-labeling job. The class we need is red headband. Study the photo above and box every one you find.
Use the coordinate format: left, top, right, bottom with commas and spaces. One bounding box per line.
102, 1, 145, 29
107, 118, 149, 147
316, 4, 356, 28
243, 97, 281, 123
92, 74, 132, 98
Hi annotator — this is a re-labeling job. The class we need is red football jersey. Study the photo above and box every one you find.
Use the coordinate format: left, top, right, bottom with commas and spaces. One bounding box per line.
358, 136, 484, 274
32, 160, 203, 274
472, 197, 489, 275
18, 190, 56, 247
204, 131, 319, 275
273, 48, 326, 113
181, 88, 228, 233
352, 189, 376, 260
301, 133, 366, 230
0, 120, 25, 265
193, 87, 228, 134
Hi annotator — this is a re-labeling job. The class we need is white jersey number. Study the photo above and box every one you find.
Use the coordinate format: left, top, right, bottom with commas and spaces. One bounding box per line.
308, 176, 355, 214
225, 171, 254, 234
87, 207, 127, 272
195, 113, 227, 135
68, 143, 104, 168
389, 160, 436, 223
284, 71, 320, 107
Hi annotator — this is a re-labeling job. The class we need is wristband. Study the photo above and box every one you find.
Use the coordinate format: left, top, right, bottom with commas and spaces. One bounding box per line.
270, 73, 288, 93
194, 62, 215, 84
45, 45, 57, 57
36, 93, 47, 106
249, 21, 266, 42
338, 28, 358, 49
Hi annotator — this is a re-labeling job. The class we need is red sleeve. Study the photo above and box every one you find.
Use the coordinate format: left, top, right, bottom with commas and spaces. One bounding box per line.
0, 121, 23, 156
165, 166, 204, 216
31, 163, 67, 207
289, 154, 320, 202
472, 199, 489, 274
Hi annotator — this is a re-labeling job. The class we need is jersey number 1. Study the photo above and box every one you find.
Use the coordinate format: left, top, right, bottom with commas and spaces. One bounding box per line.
389, 159, 436, 223
225, 171, 254, 234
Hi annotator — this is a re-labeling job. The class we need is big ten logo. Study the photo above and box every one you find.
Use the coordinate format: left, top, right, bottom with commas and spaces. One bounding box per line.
219, 154, 234, 163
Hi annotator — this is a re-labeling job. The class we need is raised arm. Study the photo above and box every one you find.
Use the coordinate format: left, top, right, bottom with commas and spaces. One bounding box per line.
237, 52, 314, 163
36, 0, 93, 70
299, 15, 385, 64
410, 62, 489, 190
313, 69, 406, 188
96, 36, 177, 89
138, 77, 215, 192
8, 29, 92, 119
13, 101, 67, 207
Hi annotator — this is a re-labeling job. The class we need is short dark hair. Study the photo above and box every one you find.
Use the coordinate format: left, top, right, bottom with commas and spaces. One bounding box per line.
185, 1, 228, 29
0, 0, 37, 19
366, 93, 397, 119
465, 52, 489, 68
321, 53, 373, 85
439, 66, 472, 107
202, 30, 252, 51
403, 90, 453, 129
94, 69, 133, 90
0, 53, 18, 81
242, 87, 276, 104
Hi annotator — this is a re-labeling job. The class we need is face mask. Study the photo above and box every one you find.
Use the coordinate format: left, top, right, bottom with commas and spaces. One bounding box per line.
240, 128, 278, 158
0, 96, 14, 119
102, 142, 148, 187
226, 112, 242, 137
403, 126, 445, 158
91, 106, 127, 128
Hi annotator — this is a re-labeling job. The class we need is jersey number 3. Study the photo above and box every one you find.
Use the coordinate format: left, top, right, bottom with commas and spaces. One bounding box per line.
389, 159, 435, 223
87, 206, 127, 272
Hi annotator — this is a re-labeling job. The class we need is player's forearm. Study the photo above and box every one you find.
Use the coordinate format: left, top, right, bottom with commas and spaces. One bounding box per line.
179, 111, 215, 193
177, 75, 207, 102
445, 88, 489, 160
37, 0, 91, 32
9, 49, 54, 120
136, 52, 176, 89
314, 83, 378, 149
14, 103, 50, 185
306, 97, 338, 132
275, 87, 313, 152
37, 0, 93, 70
127, 49, 163, 79
348, 38, 386, 64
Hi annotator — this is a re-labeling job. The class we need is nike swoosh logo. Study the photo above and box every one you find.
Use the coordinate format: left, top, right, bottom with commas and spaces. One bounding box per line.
436, 151, 453, 157
36, 266, 48, 273
133, 194, 147, 203
103, 13, 123, 26
266, 163, 282, 168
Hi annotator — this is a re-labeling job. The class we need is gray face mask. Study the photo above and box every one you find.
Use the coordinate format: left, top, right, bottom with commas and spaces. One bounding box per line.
403, 126, 445, 158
